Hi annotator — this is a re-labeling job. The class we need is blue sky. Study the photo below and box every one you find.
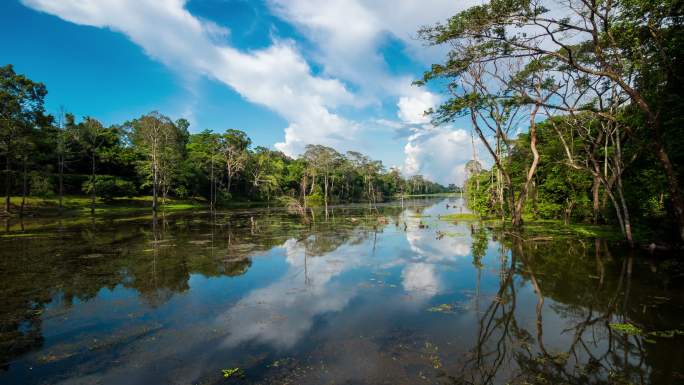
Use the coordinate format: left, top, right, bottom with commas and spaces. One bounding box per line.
1, 0, 482, 184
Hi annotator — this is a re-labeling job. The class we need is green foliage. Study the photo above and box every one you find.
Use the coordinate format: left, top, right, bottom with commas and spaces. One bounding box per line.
609, 323, 643, 335
174, 185, 188, 200
0, 64, 456, 214
471, 226, 488, 268
82, 175, 136, 201
415, 0, 684, 242
29, 172, 54, 198
221, 367, 245, 379
465, 172, 495, 217
305, 192, 324, 207
427, 304, 457, 314
440, 213, 479, 221
609, 323, 684, 343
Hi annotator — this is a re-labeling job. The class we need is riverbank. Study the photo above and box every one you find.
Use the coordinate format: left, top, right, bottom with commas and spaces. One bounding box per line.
396, 192, 459, 198
2, 193, 460, 219
438, 212, 665, 247
0, 196, 207, 218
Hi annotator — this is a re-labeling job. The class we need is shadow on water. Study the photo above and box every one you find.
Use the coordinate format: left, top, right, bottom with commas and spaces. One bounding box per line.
0, 198, 683, 384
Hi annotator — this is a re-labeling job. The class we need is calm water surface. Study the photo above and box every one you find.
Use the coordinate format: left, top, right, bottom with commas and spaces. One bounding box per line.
1, 198, 683, 385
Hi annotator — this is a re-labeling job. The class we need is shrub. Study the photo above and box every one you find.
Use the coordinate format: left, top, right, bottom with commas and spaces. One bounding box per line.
216, 190, 232, 206
174, 185, 189, 200
305, 192, 324, 207
30, 172, 54, 198
82, 175, 136, 201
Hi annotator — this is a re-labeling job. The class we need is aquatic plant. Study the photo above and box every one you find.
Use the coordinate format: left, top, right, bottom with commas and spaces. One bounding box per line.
221, 367, 245, 379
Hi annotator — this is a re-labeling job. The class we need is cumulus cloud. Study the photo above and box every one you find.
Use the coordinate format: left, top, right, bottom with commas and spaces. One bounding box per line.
402, 126, 475, 185
218, 237, 366, 349
397, 90, 439, 125
403, 208, 472, 262
23, 0, 489, 176
401, 263, 440, 298
392, 86, 480, 185
21, 0, 357, 156
267, 0, 482, 91
267, 0, 488, 170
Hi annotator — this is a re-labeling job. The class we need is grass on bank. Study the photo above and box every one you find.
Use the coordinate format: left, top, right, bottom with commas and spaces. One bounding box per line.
439, 212, 630, 241
439, 213, 480, 221
1, 195, 207, 217
396, 192, 459, 198
520, 219, 627, 241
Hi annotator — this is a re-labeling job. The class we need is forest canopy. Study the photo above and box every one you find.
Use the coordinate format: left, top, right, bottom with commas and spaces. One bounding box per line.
0, 63, 449, 216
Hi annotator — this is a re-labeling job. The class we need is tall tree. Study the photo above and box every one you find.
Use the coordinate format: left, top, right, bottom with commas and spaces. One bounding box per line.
128, 112, 179, 213
0, 64, 47, 214
73, 117, 107, 214
418, 0, 684, 240
304, 145, 342, 214
248, 146, 284, 202
220, 129, 251, 193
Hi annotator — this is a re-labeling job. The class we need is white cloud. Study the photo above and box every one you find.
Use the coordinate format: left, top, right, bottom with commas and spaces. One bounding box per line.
23, 0, 489, 176
218, 235, 370, 349
267, 0, 487, 170
401, 263, 440, 298
402, 126, 475, 185
267, 0, 481, 91
22, 0, 357, 157
397, 90, 439, 125
403, 209, 472, 262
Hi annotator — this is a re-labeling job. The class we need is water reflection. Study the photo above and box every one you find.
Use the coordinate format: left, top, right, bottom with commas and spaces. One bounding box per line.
0, 199, 683, 384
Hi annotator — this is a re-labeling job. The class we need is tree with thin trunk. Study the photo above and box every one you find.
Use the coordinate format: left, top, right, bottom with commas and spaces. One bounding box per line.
55, 107, 70, 213
128, 112, 178, 213
221, 129, 250, 194
304, 145, 342, 215
417, 0, 684, 241
0, 64, 47, 215
73, 117, 107, 215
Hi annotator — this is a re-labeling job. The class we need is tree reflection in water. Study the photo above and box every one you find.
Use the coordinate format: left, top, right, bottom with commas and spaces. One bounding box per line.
1, 199, 683, 384
0, 204, 392, 370
455, 235, 683, 385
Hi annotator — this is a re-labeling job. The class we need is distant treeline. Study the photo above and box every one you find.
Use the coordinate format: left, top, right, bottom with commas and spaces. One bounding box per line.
1, 64, 450, 215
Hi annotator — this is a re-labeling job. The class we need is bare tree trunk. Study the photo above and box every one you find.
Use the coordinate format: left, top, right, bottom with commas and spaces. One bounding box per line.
162, 183, 168, 206
512, 104, 541, 228
592, 175, 600, 224
4, 147, 10, 214
90, 152, 96, 215
614, 134, 634, 247
564, 201, 574, 225
152, 163, 158, 213
653, 137, 684, 242
301, 174, 307, 208
209, 155, 214, 211
468, 110, 515, 221
324, 173, 329, 217
58, 108, 65, 213
58, 153, 64, 213
227, 172, 232, 193
616, 176, 634, 247
20, 156, 27, 217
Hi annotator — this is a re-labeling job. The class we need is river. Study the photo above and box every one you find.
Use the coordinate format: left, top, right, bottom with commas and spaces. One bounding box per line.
1, 198, 683, 384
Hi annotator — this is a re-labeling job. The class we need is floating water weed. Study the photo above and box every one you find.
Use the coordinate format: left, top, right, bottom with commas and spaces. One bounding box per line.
222, 367, 245, 379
